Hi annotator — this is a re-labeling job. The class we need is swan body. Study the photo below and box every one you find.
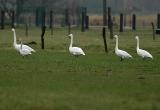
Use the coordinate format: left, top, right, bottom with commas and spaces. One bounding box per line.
19, 41, 32, 56
12, 28, 36, 53
135, 36, 153, 59
114, 35, 132, 60
68, 34, 85, 56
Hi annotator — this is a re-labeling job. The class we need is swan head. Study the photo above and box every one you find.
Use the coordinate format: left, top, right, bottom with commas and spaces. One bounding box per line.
68, 34, 73, 38
12, 28, 15, 32
135, 36, 139, 40
114, 35, 118, 39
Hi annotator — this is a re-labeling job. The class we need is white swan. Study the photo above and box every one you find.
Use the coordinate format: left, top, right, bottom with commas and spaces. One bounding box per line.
114, 35, 132, 61
68, 34, 85, 56
135, 36, 153, 59
12, 28, 35, 53
19, 40, 32, 56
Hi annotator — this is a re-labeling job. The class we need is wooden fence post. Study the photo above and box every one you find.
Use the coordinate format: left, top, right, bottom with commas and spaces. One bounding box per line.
41, 26, 46, 49
157, 14, 160, 28
85, 15, 89, 30
11, 10, 15, 28
68, 22, 71, 35
108, 7, 111, 30
120, 13, 123, 32
109, 21, 113, 39
41, 8, 45, 27
41, 7, 46, 49
65, 8, 69, 26
81, 7, 85, 32
1, 10, 5, 29
151, 22, 155, 40
50, 10, 53, 35
102, 27, 108, 53
103, 0, 107, 27
132, 14, 136, 30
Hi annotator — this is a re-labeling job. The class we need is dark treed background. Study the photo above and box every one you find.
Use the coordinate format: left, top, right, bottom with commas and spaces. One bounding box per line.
0, 0, 160, 26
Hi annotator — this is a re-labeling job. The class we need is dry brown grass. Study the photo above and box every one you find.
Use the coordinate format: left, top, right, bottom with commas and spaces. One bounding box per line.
89, 14, 157, 27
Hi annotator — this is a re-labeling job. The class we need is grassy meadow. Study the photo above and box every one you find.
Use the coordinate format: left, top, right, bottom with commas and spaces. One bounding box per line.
0, 27, 160, 110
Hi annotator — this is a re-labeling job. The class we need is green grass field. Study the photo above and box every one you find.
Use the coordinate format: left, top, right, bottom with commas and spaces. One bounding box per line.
0, 27, 160, 110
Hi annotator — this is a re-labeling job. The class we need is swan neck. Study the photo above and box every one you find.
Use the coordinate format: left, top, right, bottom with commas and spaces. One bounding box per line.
136, 38, 139, 49
115, 37, 118, 50
13, 30, 17, 45
70, 36, 73, 48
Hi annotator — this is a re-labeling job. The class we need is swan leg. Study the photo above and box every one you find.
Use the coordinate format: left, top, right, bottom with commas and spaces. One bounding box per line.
120, 57, 123, 61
